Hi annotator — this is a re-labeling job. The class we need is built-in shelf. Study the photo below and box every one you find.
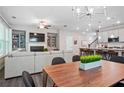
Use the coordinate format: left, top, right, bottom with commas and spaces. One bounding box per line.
12, 30, 26, 51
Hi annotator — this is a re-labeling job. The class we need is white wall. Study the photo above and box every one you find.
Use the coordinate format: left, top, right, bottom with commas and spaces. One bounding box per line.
59, 30, 96, 54
11, 25, 97, 54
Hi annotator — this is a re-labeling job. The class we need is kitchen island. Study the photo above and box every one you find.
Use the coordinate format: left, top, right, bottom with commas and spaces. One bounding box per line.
80, 47, 124, 56
5, 50, 73, 79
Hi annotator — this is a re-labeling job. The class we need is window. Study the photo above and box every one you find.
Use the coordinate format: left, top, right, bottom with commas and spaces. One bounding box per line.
0, 18, 12, 57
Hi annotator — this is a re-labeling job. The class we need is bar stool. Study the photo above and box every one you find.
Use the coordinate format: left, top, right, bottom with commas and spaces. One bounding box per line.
102, 50, 108, 60
81, 48, 87, 55
88, 49, 94, 55
122, 50, 124, 56
96, 49, 103, 55
84, 49, 91, 55
108, 50, 118, 60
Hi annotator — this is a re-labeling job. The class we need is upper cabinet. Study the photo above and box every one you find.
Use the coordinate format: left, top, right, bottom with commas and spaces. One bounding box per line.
12, 30, 26, 51
119, 29, 124, 42
98, 28, 124, 43
47, 33, 59, 50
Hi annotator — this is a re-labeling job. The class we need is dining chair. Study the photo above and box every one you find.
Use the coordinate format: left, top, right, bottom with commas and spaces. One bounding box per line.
52, 57, 66, 65
22, 71, 35, 87
72, 55, 80, 62
51, 57, 66, 87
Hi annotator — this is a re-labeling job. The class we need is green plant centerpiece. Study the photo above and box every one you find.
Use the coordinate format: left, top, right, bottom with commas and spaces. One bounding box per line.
80, 55, 102, 70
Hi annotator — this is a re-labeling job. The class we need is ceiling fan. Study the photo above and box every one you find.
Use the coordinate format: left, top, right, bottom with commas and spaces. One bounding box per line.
38, 20, 52, 29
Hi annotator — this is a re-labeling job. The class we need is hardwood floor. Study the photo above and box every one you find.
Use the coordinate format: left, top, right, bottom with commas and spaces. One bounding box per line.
0, 73, 53, 87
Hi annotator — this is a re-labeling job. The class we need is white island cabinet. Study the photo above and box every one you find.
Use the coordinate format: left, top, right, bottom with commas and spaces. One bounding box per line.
5, 52, 34, 79
34, 52, 51, 73
5, 51, 73, 79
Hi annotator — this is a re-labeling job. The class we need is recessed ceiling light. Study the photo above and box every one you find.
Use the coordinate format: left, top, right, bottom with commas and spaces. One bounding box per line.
107, 17, 111, 20
86, 29, 89, 31
76, 27, 79, 30
12, 16, 16, 19
88, 24, 91, 27
116, 20, 120, 24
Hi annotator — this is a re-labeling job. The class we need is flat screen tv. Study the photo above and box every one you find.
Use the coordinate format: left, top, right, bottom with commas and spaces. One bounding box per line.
29, 33, 45, 42
108, 36, 119, 42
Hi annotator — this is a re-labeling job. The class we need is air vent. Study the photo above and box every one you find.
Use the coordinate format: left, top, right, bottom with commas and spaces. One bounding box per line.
12, 16, 16, 19
64, 25, 67, 27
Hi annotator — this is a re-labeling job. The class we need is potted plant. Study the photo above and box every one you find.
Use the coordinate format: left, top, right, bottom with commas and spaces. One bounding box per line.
80, 55, 102, 70
43, 48, 48, 52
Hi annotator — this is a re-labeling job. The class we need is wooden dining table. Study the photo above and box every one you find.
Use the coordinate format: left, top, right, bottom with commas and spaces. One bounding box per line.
42, 60, 124, 87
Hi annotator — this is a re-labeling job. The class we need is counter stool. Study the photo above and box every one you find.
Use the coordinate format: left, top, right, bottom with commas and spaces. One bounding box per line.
102, 50, 108, 60
89, 49, 94, 55
108, 50, 118, 60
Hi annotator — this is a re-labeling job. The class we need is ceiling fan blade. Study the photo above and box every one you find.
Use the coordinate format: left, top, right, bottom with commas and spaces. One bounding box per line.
95, 12, 104, 14
85, 6, 89, 12
79, 14, 86, 19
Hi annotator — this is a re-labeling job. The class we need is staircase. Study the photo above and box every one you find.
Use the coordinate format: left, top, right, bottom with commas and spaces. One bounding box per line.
89, 37, 98, 48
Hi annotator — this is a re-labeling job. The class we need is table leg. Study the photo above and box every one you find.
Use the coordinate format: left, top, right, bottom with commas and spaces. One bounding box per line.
43, 69, 48, 87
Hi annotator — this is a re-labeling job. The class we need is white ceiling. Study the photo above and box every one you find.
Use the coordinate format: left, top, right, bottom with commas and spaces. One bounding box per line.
0, 6, 124, 32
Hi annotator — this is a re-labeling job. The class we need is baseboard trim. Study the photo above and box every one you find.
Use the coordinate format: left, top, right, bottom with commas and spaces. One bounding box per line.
5, 71, 43, 80
0, 64, 4, 71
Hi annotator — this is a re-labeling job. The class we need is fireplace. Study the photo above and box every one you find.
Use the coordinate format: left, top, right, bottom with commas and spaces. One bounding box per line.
30, 46, 44, 52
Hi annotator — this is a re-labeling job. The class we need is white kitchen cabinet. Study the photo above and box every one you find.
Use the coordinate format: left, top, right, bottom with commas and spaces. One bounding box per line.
98, 31, 108, 43
5, 51, 74, 79
5, 53, 34, 79
34, 52, 51, 73
119, 29, 124, 42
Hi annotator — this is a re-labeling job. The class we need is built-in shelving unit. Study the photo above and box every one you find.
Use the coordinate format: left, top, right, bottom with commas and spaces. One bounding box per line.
47, 33, 58, 50
12, 30, 26, 51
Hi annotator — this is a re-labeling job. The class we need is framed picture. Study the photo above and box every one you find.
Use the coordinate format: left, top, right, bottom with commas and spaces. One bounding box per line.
74, 40, 77, 45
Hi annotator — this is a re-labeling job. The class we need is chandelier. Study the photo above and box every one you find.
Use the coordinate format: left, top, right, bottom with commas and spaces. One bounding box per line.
72, 6, 107, 19
72, 6, 121, 31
